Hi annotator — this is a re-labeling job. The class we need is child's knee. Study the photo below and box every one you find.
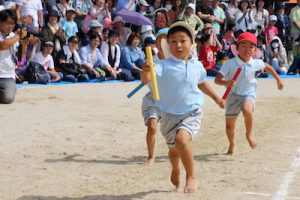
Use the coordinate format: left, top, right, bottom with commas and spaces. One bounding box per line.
147, 119, 157, 133
175, 130, 190, 148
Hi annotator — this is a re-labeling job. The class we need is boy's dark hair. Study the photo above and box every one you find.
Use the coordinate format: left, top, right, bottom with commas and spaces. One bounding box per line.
108, 29, 119, 38
89, 31, 101, 41
126, 32, 141, 46
167, 25, 193, 42
0, 9, 17, 23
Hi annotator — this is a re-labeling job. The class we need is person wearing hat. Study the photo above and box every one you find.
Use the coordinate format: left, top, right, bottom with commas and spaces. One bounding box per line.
32, 40, 63, 82
264, 15, 278, 44
138, 0, 150, 16
61, 7, 78, 41
215, 32, 284, 156
141, 21, 225, 193
41, 9, 66, 58
179, 3, 204, 34
113, 15, 131, 47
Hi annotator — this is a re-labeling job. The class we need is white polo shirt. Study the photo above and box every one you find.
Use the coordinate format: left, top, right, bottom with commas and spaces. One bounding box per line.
0, 32, 18, 79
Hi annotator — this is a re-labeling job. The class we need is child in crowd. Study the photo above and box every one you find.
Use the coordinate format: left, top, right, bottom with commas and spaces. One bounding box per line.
141, 28, 168, 165
61, 8, 78, 41
141, 22, 225, 193
32, 41, 63, 82
264, 15, 278, 44
198, 23, 222, 76
180, 3, 204, 34
215, 32, 284, 156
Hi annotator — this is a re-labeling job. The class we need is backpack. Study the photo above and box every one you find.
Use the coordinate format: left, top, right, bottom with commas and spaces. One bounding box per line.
25, 61, 49, 84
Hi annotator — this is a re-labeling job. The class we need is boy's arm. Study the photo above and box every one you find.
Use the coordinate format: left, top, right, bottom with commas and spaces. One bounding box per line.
264, 63, 284, 90
214, 72, 235, 88
198, 80, 225, 108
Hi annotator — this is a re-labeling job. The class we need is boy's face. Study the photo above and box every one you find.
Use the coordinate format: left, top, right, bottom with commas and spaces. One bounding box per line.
0, 17, 15, 35
269, 20, 276, 26
66, 11, 76, 20
237, 40, 256, 61
168, 31, 192, 60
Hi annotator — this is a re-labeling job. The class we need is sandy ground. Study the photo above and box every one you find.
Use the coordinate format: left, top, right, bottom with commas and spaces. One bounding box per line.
0, 79, 300, 200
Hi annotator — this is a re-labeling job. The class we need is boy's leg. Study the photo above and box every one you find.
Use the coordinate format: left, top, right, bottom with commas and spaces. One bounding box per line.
169, 147, 180, 190
145, 118, 158, 165
225, 117, 237, 155
175, 129, 198, 193
242, 102, 257, 149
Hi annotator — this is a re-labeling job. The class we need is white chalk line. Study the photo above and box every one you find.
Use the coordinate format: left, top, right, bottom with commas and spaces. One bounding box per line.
245, 192, 300, 200
272, 147, 300, 200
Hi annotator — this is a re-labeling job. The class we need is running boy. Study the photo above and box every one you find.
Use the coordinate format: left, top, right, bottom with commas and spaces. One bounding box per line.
215, 32, 284, 156
141, 22, 225, 193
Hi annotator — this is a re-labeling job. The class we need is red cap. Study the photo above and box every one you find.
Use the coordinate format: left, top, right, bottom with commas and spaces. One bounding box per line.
236, 32, 257, 46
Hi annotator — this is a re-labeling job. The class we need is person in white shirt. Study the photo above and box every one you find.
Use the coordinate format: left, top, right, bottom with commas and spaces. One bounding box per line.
0, 9, 27, 103
15, 0, 43, 31
32, 41, 62, 82
100, 29, 121, 79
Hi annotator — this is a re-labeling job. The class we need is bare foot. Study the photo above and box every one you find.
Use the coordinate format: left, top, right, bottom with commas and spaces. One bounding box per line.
171, 168, 180, 190
246, 135, 257, 149
225, 145, 234, 156
144, 157, 155, 166
184, 176, 198, 193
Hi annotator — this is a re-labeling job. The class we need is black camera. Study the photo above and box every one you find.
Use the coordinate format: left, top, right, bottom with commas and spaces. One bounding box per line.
15, 23, 43, 38
257, 25, 262, 30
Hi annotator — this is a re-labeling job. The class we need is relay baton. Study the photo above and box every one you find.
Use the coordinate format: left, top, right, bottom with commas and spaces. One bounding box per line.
145, 46, 160, 101
222, 67, 242, 100
127, 83, 145, 98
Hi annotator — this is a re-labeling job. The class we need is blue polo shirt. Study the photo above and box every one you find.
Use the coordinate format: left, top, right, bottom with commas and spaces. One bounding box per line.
219, 56, 265, 97
155, 56, 207, 115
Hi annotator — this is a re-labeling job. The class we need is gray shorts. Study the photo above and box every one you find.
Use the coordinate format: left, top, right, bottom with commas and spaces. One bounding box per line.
226, 93, 256, 118
160, 107, 203, 147
141, 92, 161, 125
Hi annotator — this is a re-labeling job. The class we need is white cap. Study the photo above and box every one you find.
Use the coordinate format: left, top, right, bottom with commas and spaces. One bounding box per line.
269, 15, 277, 21
186, 3, 195, 11
113, 15, 125, 24
139, 0, 150, 7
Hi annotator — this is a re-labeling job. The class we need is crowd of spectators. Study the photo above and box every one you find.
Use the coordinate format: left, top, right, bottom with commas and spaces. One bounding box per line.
1, 0, 300, 85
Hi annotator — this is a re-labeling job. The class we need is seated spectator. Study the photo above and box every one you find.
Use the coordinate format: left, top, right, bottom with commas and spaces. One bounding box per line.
101, 27, 110, 43
265, 15, 278, 45
120, 33, 145, 80
252, 0, 269, 35
32, 41, 63, 82
72, 0, 93, 28
266, 37, 288, 75
180, 3, 204, 34
41, 9, 66, 58
100, 30, 121, 79
79, 32, 115, 80
55, 36, 89, 82
275, 3, 289, 47
198, 23, 222, 77
61, 8, 78, 41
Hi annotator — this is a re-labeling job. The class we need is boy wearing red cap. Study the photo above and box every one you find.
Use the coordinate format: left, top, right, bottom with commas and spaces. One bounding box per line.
215, 32, 284, 156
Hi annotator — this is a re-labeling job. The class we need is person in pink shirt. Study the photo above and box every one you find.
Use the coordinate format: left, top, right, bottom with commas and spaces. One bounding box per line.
264, 15, 278, 44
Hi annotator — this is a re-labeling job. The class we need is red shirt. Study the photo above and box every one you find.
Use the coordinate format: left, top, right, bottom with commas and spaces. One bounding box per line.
198, 45, 218, 70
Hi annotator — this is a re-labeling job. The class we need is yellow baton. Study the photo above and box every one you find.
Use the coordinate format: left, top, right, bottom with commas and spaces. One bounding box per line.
145, 46, 159, 101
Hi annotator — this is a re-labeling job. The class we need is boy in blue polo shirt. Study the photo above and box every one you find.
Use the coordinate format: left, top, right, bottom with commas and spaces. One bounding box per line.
141, 22, 225, 193
215, 32, 284, 156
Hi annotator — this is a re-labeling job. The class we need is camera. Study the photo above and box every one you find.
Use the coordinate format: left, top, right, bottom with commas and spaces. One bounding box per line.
15, 23, 43, 38
257, 25, 262, 30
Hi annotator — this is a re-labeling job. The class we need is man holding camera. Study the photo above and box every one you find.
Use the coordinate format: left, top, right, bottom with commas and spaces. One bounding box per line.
0, 9, 27, 104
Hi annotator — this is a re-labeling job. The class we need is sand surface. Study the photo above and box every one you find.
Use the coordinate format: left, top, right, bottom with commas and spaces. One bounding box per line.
0, 79, 300, 200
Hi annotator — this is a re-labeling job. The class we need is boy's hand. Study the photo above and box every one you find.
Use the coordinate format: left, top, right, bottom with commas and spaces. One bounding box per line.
142, 60, 152, 72
215, 98, 225, 109
225, 80, 235, 88
277, 79, 284, 90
